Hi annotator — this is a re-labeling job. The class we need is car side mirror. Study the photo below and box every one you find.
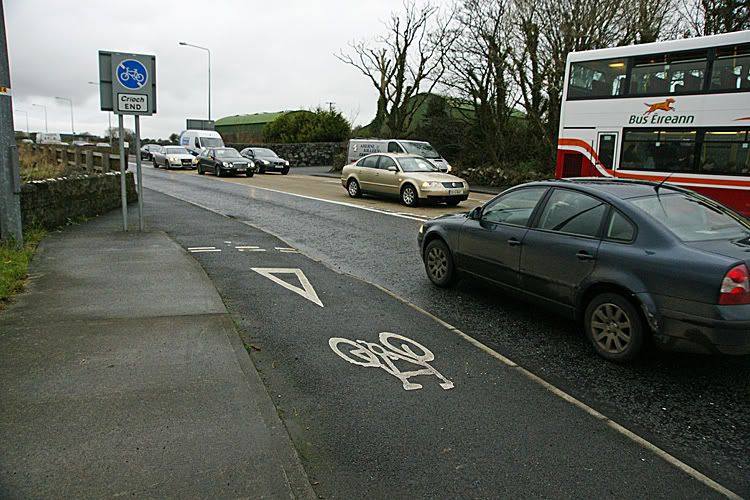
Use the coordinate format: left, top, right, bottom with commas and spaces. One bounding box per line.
469, 206, 482, 220
387, 166, 397, 172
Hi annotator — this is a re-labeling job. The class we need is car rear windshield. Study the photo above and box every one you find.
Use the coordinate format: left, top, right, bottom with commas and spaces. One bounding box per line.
165, 147, 189, 154
398, 157, 440, 172
400, 141, 441, 159
253, 148, 278, 157
215, 148, 242, 158
630, 192, 750, 241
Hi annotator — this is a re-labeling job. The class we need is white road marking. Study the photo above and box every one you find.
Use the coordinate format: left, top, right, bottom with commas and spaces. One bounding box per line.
329, 332, 453, 391
189, 248, 221, 253
151, 181, 739, 498
251, 267, 324, 307
275, 247, 299, 253
187, 246, 217, 250
236, 245, 261, 249
365, 281, 742, 500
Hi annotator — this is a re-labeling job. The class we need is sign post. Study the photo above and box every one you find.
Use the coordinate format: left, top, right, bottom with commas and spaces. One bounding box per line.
98, 51, 156, 231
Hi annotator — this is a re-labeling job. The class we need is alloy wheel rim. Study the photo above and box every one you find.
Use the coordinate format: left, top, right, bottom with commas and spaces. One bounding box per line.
403, 188, 415, 205
590, 302, 632, 354
349, 181, 358, 196
427, 247, 448, 281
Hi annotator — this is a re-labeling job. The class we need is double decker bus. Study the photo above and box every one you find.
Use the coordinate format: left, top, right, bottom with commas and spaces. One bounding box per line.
556, 30, 750, 217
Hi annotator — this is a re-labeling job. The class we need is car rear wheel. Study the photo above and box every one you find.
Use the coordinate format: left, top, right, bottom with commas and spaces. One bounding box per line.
584, 292, 645, 362
424, 239, 457, 288
197, 165, 204, 175
401, 184, 419, 207
347, 178, 361, 198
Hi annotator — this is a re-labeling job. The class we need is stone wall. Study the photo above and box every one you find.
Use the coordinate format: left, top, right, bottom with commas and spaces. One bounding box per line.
21, 172, 138, 230
226, 142, 347, 167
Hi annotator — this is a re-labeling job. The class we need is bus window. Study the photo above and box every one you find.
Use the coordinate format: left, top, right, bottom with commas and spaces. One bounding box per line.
700, 130, 750, 175
568, 58, 627, 99
621, 130, 698, 173
598, 133, 617, 169
710, 44, 750, 91
630, 51, 707, 95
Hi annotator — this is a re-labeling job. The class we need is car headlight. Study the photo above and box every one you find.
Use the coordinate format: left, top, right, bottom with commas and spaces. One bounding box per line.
446, 164, 452, 173
421, 181, 443, 189
262, 159, 270, 165
284, 160, 290, 166
169, 156, 178, 163
222, 161, 229, 167
192, 158, 198, 164
249, 160, 255, 167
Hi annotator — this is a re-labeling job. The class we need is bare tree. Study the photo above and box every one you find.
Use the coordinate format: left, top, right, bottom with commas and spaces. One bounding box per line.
677, 0, 750, 36
442, 0, 520, 164
336, 1, 456, 137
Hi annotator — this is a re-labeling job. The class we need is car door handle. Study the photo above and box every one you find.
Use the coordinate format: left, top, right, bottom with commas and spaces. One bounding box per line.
508, 238, 522, 247
576, 251, 595, 261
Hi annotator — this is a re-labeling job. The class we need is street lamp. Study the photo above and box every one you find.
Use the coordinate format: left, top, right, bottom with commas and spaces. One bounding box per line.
13, 109, 29, 135
55, 96, 75, 135
31, 103, 47, 132
179, 41, 211, 121
88, 81, 113, 142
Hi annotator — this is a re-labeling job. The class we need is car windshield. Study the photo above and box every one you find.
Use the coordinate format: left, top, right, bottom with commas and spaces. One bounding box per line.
201, 137, 223, 147
400, 141, 441, 159
214, 148, 242, 158
398, 157, 440, 172
630, 192, 750, 241
165, 147, 189, 154
253, 148, 278, 157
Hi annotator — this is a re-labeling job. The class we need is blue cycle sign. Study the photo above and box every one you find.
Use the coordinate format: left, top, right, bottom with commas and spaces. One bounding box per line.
116, 59, 148, 90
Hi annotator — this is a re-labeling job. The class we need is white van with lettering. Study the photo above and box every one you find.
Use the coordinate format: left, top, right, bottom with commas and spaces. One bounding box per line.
178, 130, 225, 156
347, 139, 451, 172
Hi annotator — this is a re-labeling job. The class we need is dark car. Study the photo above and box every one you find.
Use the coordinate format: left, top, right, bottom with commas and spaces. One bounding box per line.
196, 147, 258, 177
418, 179, 750, 362
140, 144, 162, 161
240, 147, 290, 174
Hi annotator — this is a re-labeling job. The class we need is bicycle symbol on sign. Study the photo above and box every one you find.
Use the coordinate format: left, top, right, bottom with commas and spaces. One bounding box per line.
328, 332, 454, 391
116, 60, 148, 90
120, 67, 145, 84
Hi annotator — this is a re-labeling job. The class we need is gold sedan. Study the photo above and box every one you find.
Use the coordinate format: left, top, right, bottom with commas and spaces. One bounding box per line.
341, 153, 469, 207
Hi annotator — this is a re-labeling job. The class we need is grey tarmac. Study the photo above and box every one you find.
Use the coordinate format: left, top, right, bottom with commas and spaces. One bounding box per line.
140, 186, 731, 498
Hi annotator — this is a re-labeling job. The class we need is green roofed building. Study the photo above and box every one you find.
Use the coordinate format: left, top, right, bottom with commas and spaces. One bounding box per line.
215, 111, 302, 143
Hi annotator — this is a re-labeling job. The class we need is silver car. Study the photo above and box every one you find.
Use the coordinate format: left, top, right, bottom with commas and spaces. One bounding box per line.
153, 146, 196, 169
341, 153, 469, 207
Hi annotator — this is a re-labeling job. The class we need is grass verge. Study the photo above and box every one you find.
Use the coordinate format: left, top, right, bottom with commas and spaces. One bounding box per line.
0, 229, 46, 308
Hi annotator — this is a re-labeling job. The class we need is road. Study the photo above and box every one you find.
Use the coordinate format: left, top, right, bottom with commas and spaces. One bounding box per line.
137, 162, 750, 497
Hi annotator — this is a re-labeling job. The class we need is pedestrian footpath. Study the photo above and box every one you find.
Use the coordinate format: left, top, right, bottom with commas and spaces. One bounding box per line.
0, 209, 314, 499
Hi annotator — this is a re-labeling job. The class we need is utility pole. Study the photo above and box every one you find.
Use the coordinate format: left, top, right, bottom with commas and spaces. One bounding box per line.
0, 0, 23, 243
326, 101, 336, 113
55, 96, 75, 135
32, 103, 47, 132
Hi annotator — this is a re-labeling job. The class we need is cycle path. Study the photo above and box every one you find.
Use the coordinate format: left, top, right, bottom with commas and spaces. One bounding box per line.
143, 188, 726, 499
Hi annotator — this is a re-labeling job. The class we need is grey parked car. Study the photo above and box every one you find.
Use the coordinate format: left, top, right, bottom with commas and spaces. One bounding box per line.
240, 147, 290, 174
418, 179, 750, 362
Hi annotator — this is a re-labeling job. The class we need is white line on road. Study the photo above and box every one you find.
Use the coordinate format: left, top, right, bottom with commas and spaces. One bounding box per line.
251, 267, 324, 307
189, 248, 222, 253
153, 185, 740, 499
188, 246, 218, 250
365, 281, 742, 500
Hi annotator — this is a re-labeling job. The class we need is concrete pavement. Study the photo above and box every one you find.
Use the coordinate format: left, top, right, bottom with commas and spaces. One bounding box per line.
0, 208, 314, 498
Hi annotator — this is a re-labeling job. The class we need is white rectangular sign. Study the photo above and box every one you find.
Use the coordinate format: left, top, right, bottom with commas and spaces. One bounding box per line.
117, 93, 148, 113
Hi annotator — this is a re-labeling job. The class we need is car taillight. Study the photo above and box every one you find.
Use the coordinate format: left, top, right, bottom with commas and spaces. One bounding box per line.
719, 263, 750, 305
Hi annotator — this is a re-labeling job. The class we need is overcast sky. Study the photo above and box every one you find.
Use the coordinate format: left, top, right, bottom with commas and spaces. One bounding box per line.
6, 0, 421, 139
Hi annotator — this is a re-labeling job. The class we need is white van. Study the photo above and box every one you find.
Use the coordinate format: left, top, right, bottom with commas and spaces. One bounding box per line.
178, 129, 225, 155
347, 139, 451, 172
36, 132, 62, 144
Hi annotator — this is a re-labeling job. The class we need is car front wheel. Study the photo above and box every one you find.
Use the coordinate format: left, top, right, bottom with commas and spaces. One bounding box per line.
584, 292, 646, 362
401, 184, 419, 207
347, 178, 361, 198
424, 239, 457, 287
